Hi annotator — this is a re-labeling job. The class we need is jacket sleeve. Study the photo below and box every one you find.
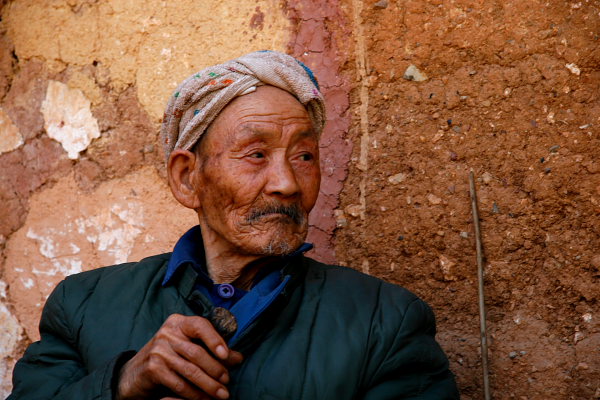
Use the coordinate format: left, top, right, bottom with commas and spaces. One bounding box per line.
8, 280, 134, 400
361, 294, 460, 400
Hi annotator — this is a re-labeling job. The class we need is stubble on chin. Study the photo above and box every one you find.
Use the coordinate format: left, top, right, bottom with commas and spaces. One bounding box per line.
239, 203, 308, 255
260, 229, 305, 255
232, 217, 307, 256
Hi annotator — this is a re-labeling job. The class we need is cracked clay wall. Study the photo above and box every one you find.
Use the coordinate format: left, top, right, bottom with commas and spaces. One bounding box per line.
334, 0, 599, 399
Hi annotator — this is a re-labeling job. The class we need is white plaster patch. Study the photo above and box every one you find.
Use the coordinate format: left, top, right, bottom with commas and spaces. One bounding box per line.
70, 243, 81, 254
0, 302, 22, 355
0, 108, 23, 154
0, 280, 23, 398
20, 278, 34, 289
26, 201, 145, 271
31, 257, 83, 278
41, 80, 100, 159
26, 227, 84, 278
26, 228, 57, 258
75, 202, 145, 264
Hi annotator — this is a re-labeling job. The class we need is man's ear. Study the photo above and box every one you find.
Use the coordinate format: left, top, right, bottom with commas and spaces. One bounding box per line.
167, 149, 202, 210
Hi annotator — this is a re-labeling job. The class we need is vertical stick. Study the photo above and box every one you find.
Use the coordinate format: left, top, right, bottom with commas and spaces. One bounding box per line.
469, 171, 491, 400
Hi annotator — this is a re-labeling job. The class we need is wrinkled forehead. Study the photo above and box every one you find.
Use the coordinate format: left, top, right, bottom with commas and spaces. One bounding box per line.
217, 85, 312, 123
201, 85, 318, 149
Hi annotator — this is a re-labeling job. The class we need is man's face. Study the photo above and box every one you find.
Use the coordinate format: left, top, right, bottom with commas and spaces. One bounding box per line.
193, 85, 321, 256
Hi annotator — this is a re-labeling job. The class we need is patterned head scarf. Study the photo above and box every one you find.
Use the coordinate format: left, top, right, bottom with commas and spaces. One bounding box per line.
160, 50, 326, 160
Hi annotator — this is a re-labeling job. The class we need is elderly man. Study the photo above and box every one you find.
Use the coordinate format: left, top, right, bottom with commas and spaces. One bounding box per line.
9, 51, 459, 399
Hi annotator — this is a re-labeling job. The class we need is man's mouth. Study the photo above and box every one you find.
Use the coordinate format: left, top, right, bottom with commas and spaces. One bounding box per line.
246, 203, 305, 225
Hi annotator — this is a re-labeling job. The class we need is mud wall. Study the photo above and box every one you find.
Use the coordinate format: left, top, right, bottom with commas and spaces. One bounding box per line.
0, 0, 598, 399
334, 0, 600, 399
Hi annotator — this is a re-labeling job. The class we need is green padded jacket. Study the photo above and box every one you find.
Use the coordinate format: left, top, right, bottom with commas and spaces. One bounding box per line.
9, 253, 459, 400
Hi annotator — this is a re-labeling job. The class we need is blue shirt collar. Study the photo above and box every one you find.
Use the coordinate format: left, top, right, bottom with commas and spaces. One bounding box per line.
162, 225, 313, 286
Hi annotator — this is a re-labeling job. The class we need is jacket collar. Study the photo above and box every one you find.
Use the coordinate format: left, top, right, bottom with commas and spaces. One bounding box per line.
162, 225, 205, 286
163, 225, 313, 288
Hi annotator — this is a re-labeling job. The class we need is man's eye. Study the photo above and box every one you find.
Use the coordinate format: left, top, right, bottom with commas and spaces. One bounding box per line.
299, 153, 313, 161
249, 152, 265, 158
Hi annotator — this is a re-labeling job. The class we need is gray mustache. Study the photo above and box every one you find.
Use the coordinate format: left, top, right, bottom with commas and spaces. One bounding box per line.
247, 203, 305, 225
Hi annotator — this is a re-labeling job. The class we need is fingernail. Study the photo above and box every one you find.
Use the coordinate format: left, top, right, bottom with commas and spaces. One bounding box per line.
219, 372, 229, 384
216, 345, 228, 359
216, 388, 229, 399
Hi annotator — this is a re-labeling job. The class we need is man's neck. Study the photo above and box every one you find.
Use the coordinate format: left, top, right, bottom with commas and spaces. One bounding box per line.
199, 221, 276, 288
203, 242, 260, 285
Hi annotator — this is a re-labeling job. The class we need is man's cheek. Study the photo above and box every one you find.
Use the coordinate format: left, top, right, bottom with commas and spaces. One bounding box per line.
301, 181, 320, 208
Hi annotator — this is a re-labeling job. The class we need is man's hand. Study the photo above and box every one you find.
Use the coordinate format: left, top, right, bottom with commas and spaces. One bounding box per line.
116, 314, 243, 400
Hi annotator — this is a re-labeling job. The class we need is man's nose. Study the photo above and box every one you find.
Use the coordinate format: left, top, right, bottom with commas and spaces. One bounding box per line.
264, 156, 301, 199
